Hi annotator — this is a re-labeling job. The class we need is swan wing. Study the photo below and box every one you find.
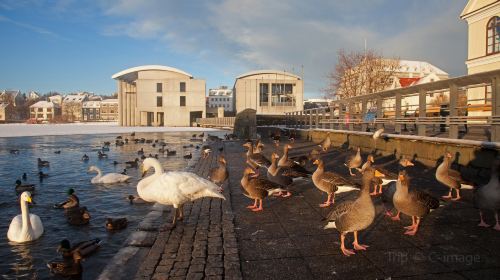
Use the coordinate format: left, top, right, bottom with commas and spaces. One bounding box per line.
7, 215, 22, 241
29, 214, 44, 239
100, 173, 131, 184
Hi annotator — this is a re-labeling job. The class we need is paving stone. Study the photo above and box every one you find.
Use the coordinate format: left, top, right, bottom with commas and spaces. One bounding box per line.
173, 261, 191, 269
205, 267, 224, 276
169, 268, 187, 277
186, 272, 204, 280
187, 263, 205, 273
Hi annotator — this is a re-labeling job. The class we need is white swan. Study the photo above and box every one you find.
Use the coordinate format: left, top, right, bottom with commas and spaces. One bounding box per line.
7, 191, 44, 243
138, 158, 225, 228
88, 166, 131, 184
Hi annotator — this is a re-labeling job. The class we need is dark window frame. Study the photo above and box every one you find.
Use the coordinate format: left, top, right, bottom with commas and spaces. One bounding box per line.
156, 83, 163, 93
180, 96, 186, 107
180, 82, 186, 92
486, 16, 500, 55
157, 96, 163, 107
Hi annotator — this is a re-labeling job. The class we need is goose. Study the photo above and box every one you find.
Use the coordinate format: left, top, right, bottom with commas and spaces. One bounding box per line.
267, 153, 307, 195
38, 158, 50, 167
344, 147, 362, 176
47, 251, 82, 277
106, 218, 128, 230
208, 155, 229, 190
88, 166, 131, 184
243, 142, 271, 170
124, 138, 129, 143
166, 149, 176, 156
116, 136, 123, 139
323, 170, 375, 256
97, 151, 108, 159
277, 144, 312, 175
15, 180, 35, 194
183, 153, 192, 159
288, 130, 296, 143
270, 129, 281, 147
318, 133, 332, 152
7, 191, 44, 243
82, 154, 89, 161
138, 158, 225, 229
474, 157, 500, 230
125, 158, 139, 168
241, 167, 289, 212
381, 157, 414, 217
137, 148, 144, 155
357, 155, 386, 195
131, 132, 135, 136
392, 170, 439, 235
198, 132, 204, 138
435, 152, 473, 200
312, 159, 354, 207
57, 238, 101, 259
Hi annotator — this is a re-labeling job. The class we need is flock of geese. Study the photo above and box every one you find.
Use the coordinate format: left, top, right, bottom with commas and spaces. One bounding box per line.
238, 129, 500, 255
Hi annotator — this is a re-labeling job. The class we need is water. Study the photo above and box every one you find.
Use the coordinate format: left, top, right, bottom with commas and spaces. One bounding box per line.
0, 131, 220, 279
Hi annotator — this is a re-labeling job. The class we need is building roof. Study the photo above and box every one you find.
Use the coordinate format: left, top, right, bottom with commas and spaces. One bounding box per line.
235, 69, 302, 80
398, 77, 421, 87
30, 101, 59, 108
111, 65, 193, 81
397, 60, 448, 76
83, 100, 101, 108
101, 98, 118, 103
460, 0, 499, 18
63, 94, 87, 103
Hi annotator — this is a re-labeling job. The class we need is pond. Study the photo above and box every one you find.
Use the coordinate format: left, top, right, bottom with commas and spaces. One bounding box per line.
0, 131, 221, 279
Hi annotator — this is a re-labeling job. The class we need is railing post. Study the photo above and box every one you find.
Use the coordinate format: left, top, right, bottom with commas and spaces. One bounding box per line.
309, 110, 313, 130
361, 99, 367, 132
338, 103, 344, 130
322, 108, 327, 129
418, 89, 427, 136
299, 111, 303, 129
376, 97, 383, 130
492, 75, 500, 142
395, 92, 402, 133
315, 108, 320, 129
329, 106, 334, 130
348, 102, 354, 131
448, 84, 458, 139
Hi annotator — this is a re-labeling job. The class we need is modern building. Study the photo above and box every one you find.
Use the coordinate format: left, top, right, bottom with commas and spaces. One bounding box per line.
206, 86, 234, 117
29, 101, 61, 122
100, 99, 119, 121
460, 0, 499, 116
0, 102, 15, 123
62, 93, 88, 121
82, 100, 101, 121
112, 65, 206, 127
233, 70, 304, 115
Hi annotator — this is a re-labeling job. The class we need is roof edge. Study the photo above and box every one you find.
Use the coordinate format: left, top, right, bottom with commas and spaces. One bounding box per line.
111, 65, 193, 80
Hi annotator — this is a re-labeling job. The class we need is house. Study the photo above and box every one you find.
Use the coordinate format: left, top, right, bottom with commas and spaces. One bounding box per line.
0, 90, 25, 107
29, 101, 61, 122
82, 100, 101, 121
48, 95, 63, 105
0, 102, 15, 123
100, 99, 119, 121
62, 93, 88, 121
206, 86, 234, 117
112, 65, 206, 127
27, 91, 40, 101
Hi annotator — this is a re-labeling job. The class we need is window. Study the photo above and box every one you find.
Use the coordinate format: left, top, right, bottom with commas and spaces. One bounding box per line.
47, 114, 52, 119
38, 108, 43, 112
487, 16, 500, 55
180, 96, 186, 106
47, 108, 52, 112
272, 83, 293, 94
180, 82, 186, 92
157, 96, 163, 107
259, 83, 269, 103
156, 83, 163, 93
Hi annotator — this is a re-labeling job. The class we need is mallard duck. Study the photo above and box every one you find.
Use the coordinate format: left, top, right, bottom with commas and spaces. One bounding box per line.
241, 167, 289, 212
167, 149, 176, 156
38, 158, 50, 167
39, 171, 49, 180
97, 151, 108, 159
57, 238, 101, 259
137, 148, 144, 155
435, 152, 473, 200
323, 170, 375, 256
15, 180, 35, 193
82, 154, 89, 161
22, 173, 27, 181
392, 170, 439, 235
106, 218, 128, 230
7, 191, 44, 243
47, 251, 82, 277
318, 133, 332, 152
138, 158, 225, 229
344, 147, 362, 176
66, 206, 91, 226
474, 157, 500, 230
381, 158, 414, 217
312, 159, 353, 207
88, 166, 131, 184
208, 155, 228, 190
125, 158, 139, 168
55, 189, 80, 209
183, 153, 192, 159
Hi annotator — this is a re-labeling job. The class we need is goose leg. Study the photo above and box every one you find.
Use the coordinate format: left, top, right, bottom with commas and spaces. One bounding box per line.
494, 212, 500, 231
340, 233, 355, 256
404, 217, 420, 235
178, 205, 184, 221
384, 208, 394, 217
378, 184, 383, 194
319, 194, 332, 207
477, 211, 490, 228
247, 199, 258, 209
349, 168, 355, 176
251, 199, 263, 212
160, 207, 178, 231
369, 183, 378, 196
451, 189, 461, 201
331, 193, 335, 204
352, 231, 369, 250
441, 189, 453, 199
404, 216, 416, 230
390, 211, 401, 221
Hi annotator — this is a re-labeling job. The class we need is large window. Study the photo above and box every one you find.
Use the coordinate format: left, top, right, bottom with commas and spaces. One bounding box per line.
487, 16, 500, 55
156, 83, 163, 93
271, 83, 293, 95
157, 96, 163, 107
259, 83, 269, 105
180, 96, 186, 106
180, 82, 186, 92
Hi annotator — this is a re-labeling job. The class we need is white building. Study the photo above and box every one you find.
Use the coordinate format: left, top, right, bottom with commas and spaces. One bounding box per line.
30, 101, 61, 122
207, 86, 234, 117
62, 93, 88, 121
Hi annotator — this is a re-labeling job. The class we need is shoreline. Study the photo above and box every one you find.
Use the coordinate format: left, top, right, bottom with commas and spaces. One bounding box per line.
0, 122, 222, 138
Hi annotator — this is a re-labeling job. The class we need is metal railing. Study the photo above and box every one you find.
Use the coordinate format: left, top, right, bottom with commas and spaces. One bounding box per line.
196, 117, 235, 128
284, 69, 500, 142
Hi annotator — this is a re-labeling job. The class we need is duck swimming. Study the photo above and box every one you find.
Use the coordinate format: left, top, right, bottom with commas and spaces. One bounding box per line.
88, 166, 131, 184
82, 154, 89, 161
7, 191, 44, 243
38, 158, 50, 167
15, 180, 35, 194
98, 151, 108, 159
106, 218, 128, 230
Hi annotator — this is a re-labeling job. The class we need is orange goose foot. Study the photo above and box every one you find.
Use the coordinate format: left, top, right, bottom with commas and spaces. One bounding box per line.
319, 202, 332, 207
391, 215, 401, 221
384, 210, 393, 217
477, 221, 490, 228
441, 194, 453, 199
281, 191, 292, 198
251, 207, 263, 212
404, 228, 418, 236
341, 247, 356, 256
404, 224, 416, 230
369, 191, 378, 196
353, 242, 369, 250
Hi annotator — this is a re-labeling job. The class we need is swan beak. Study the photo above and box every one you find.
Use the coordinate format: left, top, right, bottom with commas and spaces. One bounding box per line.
26, 197, 32, 204
141, 170, 147, 178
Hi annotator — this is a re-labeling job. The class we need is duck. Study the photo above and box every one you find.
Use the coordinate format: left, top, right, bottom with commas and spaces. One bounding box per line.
318, 133, 332, 152
97, 151, 108, 159
54, 150, 61, 154
38, 171, 49, 180
208, 155, 229, 190
10, 149, 20, 154
22, 173, 27, 181
15, 180, 35, 193
82, 154, 89, 161
121, 169, 127, 175
323, 170, 376, 256
101, 146, 110, 152
125, 158, 140, 168
267, 153, 307, 192
106, 218, 128, 230
166, 149, 176, 156
113, 160, 119, 165
66, 206, 91, 225
198, 132, 204, 138
127, 194, 147, 204
138, 158, 225, 229
270, 129, 281, 147
37, 158, 50, 167
159, 147, 165, 153
392, 170, 439, 235
57, 238, 101, 259
243, 142, 271, 170
47, 251, 82, 277
146, 139, 153, 144
183, 153, 192, 159
344, 147, 362, 176
116, 136, 123, 139
104, 141, 111, 146
241, 167, 289, 212
55, 189, 80, 209
115, 140, 124, 146
130, 132, 135, 136
137, 148, 144, 155
435, 152, 473, 200
474, 157, 500, 230
277, 144, 312, 175
381, 157, 415, 217
152, 143, 156, 148
312, 159, 354, 207
7, 191, 44, 243
88, 166, 131, 184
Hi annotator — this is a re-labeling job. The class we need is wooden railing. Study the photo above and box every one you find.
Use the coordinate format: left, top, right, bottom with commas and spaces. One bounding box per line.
196, 117, 235, 128
284, 69, 500, 142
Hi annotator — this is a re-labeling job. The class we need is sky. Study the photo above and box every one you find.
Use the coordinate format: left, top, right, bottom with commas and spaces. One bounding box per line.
0, 0, 468, 98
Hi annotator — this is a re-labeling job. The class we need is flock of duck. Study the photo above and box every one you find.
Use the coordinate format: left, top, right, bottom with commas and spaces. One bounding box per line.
6, 131, 225, 277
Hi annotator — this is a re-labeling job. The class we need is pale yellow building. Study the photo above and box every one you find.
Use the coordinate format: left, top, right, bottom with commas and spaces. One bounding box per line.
30, 101, 61, 122
112, 65, 206, 127
233, 70, 304, 115
461, 0, 500, 115
100, 99, 119, 121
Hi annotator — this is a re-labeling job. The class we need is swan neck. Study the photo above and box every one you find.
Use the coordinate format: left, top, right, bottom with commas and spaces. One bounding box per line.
20, 199, 31, 233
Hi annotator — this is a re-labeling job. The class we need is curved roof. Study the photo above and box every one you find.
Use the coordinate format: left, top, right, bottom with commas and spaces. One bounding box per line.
236, 69, 301, 80
111, 65, 193, 80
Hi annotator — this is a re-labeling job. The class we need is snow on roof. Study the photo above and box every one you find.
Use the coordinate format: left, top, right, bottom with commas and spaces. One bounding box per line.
63, 94, 87, 102
236, 69, 302, 80
397, 60, 448, 76
30, 101, 59, 108
101, 98, 118, 103
111, 65, 193, 80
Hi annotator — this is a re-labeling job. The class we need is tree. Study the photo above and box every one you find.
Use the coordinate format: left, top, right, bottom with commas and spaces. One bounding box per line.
326, 49, 400, 99
62, 102, 81, 122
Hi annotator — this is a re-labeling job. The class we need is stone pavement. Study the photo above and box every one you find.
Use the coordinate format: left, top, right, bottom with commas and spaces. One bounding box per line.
129, 138, 500, 280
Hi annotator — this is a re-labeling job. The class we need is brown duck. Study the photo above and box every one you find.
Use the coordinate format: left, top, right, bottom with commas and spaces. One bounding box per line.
393, 170, 439, 235
278, 144, 311, 175
312, 159, 351, 207
323, 169, 376, 256
435, 152, 472, 200
208, 155, 229, 190
240, 167, 289, 212
344, 147, 362, 176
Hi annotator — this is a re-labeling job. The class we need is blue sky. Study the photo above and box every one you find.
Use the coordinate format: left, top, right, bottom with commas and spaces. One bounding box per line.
0, 0, 468, 98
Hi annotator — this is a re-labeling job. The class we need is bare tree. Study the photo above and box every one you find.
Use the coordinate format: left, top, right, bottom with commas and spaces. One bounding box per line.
326, 49, 400, 99
62, 102, 82, 122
